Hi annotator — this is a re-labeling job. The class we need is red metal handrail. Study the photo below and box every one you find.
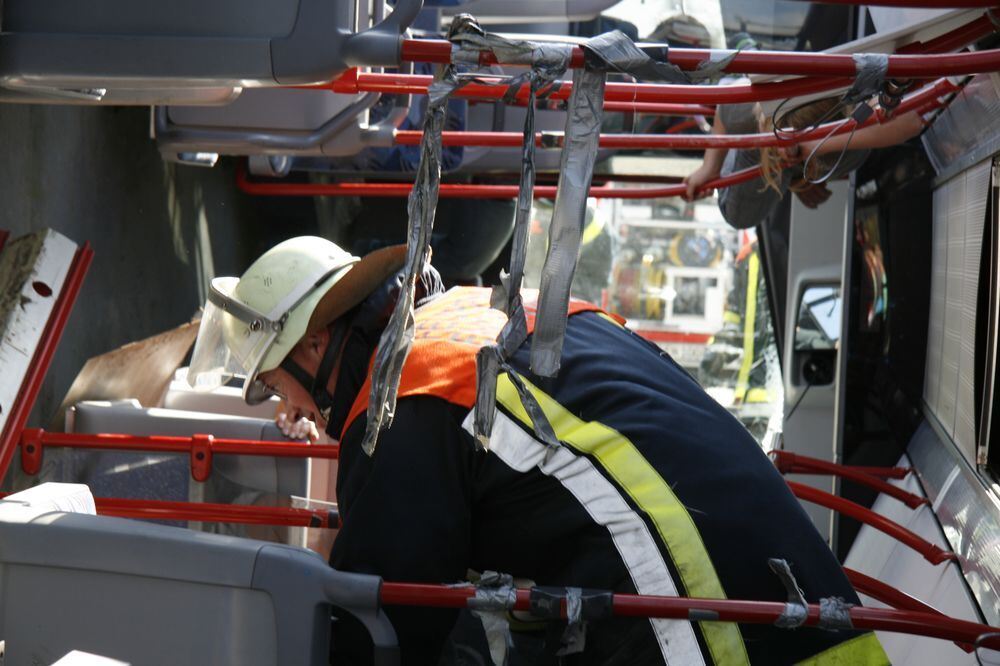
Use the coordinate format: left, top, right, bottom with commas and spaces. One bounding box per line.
843, 566, 973, 651
20, 429, 339, 483
319, 12, 992, 108
399, 22, 1000, 78
844, 567, 948, 618
772, 450, 927, 510
601, 101, 715, 116
786, 481, 955, 565
804, 0, 998, 7
389, 77, 955, 151
380, 581, 1000, 648
237, 162, 762, 200
327, 69, 856, 106
0, 244, 93, 482
93, 497, 338, 528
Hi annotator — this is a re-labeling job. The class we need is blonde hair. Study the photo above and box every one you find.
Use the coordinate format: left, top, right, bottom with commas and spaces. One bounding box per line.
757, 97, 848, 195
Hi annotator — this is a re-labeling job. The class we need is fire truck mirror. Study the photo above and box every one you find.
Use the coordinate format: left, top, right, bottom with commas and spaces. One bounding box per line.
794, 285, 841, 353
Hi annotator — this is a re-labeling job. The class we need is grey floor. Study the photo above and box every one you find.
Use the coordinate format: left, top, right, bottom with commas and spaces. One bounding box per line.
0, 104, 317, 431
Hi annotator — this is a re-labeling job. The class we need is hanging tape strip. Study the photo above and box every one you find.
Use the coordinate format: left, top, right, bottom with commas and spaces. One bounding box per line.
471, 30, 571, 446
361, 17, 474, 456
769, 558, 809, 629
529, 63, 606, 376
468, 571, 518, 666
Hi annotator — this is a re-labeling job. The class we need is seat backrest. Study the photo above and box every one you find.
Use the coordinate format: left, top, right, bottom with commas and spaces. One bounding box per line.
0, 0, 422, 102
0, 486, 394, 666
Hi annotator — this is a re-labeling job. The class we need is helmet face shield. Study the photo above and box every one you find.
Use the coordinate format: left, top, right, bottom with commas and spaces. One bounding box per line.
187, 277, 279, 394
186, 240, 359, 404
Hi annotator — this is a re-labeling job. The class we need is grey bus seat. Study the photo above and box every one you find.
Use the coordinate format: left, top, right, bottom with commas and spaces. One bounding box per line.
30, 400, 313, 542
0, 484, 396, 666
0, 0, 421, 104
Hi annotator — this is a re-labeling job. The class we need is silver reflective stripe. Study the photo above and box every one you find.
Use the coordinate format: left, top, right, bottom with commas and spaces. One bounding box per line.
530, 65, 606, 376
463, 408, 703, 665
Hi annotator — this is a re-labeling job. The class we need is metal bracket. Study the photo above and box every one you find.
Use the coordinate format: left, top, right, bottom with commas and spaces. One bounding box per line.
19, 428, 44, 476
190, 434, 214, 483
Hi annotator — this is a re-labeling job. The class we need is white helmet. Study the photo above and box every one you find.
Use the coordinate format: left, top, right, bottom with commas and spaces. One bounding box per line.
187, 236, 359, 404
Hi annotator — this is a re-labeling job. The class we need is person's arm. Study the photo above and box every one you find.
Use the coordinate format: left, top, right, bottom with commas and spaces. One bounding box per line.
330, 397, 476, 665
683, 114, 729, 201
792, 110, 924, 159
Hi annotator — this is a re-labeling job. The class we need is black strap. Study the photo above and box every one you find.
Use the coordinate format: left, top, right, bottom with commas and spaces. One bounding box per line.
312, 319, 350, 413
279, 318, 351, 416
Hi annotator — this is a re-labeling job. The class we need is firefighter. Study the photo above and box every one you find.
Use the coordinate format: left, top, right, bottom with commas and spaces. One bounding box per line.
188, 236, 888, 666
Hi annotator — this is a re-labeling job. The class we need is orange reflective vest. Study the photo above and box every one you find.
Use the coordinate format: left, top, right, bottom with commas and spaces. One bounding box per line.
341, 287, 617, 439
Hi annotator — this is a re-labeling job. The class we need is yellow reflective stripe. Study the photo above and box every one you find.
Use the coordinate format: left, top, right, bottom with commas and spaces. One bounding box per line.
495, 373, 749, 666
597, 312, 624, 328
582, 212, 606, 246
795, 633, 889, 666
734, 253, 760, 402
723, 310, 742, 325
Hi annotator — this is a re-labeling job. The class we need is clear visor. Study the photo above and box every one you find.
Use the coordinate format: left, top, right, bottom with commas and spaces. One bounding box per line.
187, 277, 278, 393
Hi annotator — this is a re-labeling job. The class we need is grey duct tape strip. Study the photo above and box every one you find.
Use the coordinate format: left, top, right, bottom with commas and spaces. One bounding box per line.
581, 30, 689, 83
361, 20, 472, 456
817, 597, 854, 631
474, 346, 502, 449
471, 609, 514, 666
556, 586, 587, 657
474, 38, 570, 446
844, 53, 889, 105
768, 558, 809, 629
469, 570, 517, 666
529, 64, 606, 376
692, 49, 741, 84
468, 585, 518, 611
452, 30, 573, 72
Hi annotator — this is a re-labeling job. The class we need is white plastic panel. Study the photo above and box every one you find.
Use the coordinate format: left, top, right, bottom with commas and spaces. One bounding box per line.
845, 454, 982, 666
939, 171, 966, 439
925, 160, 991, 464
924, 186, 948, 412
956, 163, 990, 460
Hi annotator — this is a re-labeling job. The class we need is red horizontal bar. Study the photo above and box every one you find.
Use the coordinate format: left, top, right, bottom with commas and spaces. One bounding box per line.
20, 429, 339, 483
92, 497, 338, 529
786, 481, 955, 565
400, 26, 1000, 79
387, 77, 953, 151
602, 102, 715, 116
380, 582, 1000, 648
805, 0, 998, 7
842, 566, 972, 651
770, 451, 911, 480
0, 244, 93, 482
237, 161, 762, 200
773, 451, 928, 509
328, 70, 857, 106
21, 429, 338, 460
